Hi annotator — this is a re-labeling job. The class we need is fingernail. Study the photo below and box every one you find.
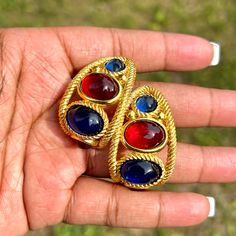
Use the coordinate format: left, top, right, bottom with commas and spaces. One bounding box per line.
207, 196, 216, 217
209, 42, 221, 66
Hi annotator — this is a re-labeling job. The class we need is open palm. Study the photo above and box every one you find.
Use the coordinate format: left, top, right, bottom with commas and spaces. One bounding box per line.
1, 27, 236, 236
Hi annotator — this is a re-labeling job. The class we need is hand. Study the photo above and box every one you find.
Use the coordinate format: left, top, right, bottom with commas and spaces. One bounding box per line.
0, 27, 235, 236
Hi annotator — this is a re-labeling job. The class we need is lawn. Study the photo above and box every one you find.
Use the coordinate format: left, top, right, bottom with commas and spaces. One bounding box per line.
1, 0, 235, 235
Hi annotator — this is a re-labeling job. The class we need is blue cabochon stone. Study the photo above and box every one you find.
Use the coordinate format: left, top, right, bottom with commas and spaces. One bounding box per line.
105, 59, 126, 72
66, 105, 104, 136
136, 95, 157, 113
120, 159, 162, 185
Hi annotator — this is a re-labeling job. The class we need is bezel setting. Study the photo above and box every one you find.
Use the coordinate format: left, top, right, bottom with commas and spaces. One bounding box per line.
60, 101, 109, 146
78, 72, 122, 105
104, 58, 128, 75
136, 95, 158, 113
105, 58, 126, 72
58, 56, 136, 148
121, 118, 168, 153
109, 85, 176, 189
117, 153, 165, 189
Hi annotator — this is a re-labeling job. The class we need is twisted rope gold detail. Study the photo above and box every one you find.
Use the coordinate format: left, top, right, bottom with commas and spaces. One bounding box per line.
108, 85, 177, 188
58, 56, 176, 189
132, 86, 177, 184
58, 56, 136, 148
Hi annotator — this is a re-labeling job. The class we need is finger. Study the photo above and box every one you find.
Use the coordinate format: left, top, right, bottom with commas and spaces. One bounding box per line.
136, 81, 236, 127
36, 98, 236, 184
86, 143, 236, 183
55, 27, 214, 72
171, 144, 236, 183
6, 28, 215, 127
64, 176, 210, 227
28, 107, 236, 184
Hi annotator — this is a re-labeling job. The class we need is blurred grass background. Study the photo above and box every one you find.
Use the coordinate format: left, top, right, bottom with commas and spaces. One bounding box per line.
0, 0, 235, 235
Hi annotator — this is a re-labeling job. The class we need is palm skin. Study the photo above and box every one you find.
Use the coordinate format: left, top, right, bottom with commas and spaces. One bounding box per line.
1, 28, 90, 234
0, 27, 236, 236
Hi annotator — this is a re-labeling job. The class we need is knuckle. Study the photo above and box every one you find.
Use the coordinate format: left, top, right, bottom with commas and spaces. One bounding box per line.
106, 183, 120, 226
197, 146, 206, 182
207, 88, 219, 126
160, 32, 168, 70
155, 193, 162, 228
108, 28, 123, 56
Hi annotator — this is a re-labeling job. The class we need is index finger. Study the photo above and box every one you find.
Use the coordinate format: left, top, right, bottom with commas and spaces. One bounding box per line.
55, 27, 216, 72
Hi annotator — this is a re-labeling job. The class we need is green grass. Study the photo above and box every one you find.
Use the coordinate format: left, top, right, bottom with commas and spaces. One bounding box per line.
1, 0, 235, 235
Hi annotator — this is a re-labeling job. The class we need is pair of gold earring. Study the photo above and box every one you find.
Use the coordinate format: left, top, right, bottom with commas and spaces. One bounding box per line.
58, 56, 176, 189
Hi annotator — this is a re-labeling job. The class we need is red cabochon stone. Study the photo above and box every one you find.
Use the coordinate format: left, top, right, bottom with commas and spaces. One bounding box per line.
124, 120, 165, 150
81, 73, 119, 100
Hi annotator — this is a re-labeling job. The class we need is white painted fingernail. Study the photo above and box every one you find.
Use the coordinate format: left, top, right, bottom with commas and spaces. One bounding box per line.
209, 42, 221, 66
207, 196, 216, 217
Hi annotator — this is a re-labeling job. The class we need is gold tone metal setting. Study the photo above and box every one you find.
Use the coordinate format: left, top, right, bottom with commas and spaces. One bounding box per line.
77, 73, 123, 105
59, 101, 109, 147
116, 153, 165, 189
58, 56, 136, 149
120, 117, 168, 153
108, 85, 177, 189
58, 56, 176, 190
